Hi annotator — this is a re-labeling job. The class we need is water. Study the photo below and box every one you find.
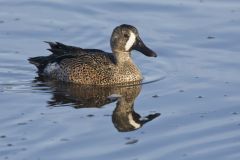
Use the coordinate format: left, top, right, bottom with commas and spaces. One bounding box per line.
0, 0, 240, 160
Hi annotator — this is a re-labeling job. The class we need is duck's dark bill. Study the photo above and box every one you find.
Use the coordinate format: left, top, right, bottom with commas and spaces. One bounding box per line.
133, 37, 157, 57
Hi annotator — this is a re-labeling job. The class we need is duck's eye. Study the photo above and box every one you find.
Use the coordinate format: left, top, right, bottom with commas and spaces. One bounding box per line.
124, 34, 129, 38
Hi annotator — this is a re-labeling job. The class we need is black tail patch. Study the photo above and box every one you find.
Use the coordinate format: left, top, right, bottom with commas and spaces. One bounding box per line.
28, 56, 49, 73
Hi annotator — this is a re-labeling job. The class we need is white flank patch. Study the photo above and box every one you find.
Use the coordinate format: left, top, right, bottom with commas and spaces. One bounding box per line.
108, 94, 122, 98
128, 114, 141, 129
44, 62, 60, 74
125, 31, 136, 51
107, 94, 122, 101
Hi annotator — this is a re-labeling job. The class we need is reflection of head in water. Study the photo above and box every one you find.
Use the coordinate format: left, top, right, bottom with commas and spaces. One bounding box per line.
33, 77, 161, 132
112, 101, 160, 132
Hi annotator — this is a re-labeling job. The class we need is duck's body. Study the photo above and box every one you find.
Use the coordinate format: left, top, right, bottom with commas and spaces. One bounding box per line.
29, 24, 157, 85
33, 42, 142, 85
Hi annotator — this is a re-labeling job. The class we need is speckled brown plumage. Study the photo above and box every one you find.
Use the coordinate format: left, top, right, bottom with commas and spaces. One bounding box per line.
28, 24, 157, 85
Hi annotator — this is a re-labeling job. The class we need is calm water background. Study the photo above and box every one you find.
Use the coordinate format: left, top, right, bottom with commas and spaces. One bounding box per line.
1, 0, 240, 160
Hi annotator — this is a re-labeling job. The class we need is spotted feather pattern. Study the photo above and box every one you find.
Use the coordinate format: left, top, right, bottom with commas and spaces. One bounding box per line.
40, 42, 142, 85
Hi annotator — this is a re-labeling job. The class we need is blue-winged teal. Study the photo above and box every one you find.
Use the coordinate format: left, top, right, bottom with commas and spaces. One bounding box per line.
28, 24, 157, 85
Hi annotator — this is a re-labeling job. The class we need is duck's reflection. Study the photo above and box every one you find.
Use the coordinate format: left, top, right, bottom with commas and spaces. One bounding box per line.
34, 77, 160, 132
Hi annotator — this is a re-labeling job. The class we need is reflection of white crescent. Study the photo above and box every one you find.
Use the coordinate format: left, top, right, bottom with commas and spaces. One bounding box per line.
128, 114, 141, 129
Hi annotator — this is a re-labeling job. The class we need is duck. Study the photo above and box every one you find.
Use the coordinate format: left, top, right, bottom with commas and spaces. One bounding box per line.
28, 24, 157, 85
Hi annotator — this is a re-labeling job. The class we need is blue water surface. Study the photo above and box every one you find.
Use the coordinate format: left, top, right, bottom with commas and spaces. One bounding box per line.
0, 0, 240, 160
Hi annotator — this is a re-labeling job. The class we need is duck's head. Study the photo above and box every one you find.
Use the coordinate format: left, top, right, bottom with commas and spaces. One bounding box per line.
110, 24, 157, 57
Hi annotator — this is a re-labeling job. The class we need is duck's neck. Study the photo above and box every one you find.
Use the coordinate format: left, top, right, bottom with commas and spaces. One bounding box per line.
113, 50, 132, 65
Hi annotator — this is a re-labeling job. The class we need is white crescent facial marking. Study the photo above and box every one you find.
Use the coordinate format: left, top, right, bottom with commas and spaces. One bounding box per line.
125, 31, 136, 51
128, 114, 141, 129
44, 62, 60, 74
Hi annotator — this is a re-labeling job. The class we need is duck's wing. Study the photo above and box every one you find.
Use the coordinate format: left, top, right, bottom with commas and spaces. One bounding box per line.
28, 42, 115, 73
45, 41, 105, 56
